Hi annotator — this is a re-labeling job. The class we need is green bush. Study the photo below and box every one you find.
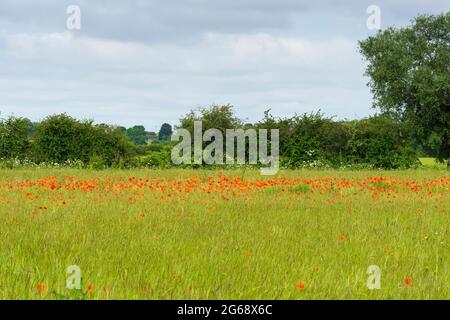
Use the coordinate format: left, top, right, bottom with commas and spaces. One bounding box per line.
346, 116, 419, 169
257, 111, 419, 169
91, 124, 131, 166
32, 114, 131, 166
0, 110, 428, 170
88, 155, 106, 170
32, 114, 93, 163
0, 116, 32, 160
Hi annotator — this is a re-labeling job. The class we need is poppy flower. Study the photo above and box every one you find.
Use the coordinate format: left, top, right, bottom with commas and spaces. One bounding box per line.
403, 276, 413, 286
36, 283, 46, 294
295, 282, 305, 290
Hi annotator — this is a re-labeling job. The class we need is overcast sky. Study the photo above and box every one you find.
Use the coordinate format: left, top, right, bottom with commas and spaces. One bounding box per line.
0, 1, 448, 130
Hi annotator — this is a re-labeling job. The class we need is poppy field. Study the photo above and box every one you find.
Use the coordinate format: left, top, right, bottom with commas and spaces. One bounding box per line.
0, 169, 448, 299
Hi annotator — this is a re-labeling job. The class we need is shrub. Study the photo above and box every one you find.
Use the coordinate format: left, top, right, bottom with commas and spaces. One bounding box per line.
32, 114, 93, 163
32, 114, 131, 166
0, 116, 32, 160
91, 124, 131, 166
346, 116, 419, 169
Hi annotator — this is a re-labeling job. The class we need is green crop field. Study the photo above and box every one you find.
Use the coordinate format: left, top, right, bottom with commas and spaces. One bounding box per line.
0, 168, 448, 299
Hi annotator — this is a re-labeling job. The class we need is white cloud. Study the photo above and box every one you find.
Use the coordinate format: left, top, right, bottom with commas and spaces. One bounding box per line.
3, 31, 358, 72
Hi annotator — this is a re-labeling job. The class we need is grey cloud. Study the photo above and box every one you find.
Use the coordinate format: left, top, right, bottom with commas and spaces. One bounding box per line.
1, 0, 448, 44
0, 1, 448, 129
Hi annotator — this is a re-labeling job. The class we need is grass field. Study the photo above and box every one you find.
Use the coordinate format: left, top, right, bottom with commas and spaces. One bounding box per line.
419, 157, 449, 169
0, 168, 448, 299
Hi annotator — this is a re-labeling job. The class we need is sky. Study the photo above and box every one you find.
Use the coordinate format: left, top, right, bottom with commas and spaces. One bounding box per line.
0, 1, 448, 131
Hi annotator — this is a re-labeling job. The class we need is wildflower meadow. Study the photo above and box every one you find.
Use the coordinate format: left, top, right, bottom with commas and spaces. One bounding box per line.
0, 168, 448, 299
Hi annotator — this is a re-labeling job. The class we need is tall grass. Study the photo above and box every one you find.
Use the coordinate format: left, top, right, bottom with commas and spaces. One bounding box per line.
0, 169, 448, 299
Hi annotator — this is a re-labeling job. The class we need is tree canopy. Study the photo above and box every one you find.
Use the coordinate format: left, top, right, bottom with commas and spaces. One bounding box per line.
158, 123, 173, 141
359, 12, 450, 160
127, 125, 148, 145
178, 104, 242, 135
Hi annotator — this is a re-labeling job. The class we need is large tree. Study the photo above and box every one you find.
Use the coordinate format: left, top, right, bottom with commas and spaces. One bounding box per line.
178, 104, 242, 135
158, 123, 173, 141
359, 12, 450, 160
126, 125, 148, 145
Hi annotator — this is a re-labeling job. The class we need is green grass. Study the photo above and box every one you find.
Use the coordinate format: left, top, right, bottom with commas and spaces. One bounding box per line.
419, 157, 448, 169
0, 168, 448, 299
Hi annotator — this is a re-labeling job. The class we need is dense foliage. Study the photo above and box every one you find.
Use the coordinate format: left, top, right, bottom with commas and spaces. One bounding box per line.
0, 107, 423, 170
359, 12, 450, 161
125, 125, 148, 145
1, 114, 132, 168
158, 123, 173, 141
0, 116, 32, 160
180, 106, 419, 169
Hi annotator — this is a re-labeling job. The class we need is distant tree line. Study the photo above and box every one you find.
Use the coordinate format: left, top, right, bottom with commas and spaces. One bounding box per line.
117, 123, 172, 145
174, 105, 420, 169
0, 113, 173, 169
0, 105, 434, 170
